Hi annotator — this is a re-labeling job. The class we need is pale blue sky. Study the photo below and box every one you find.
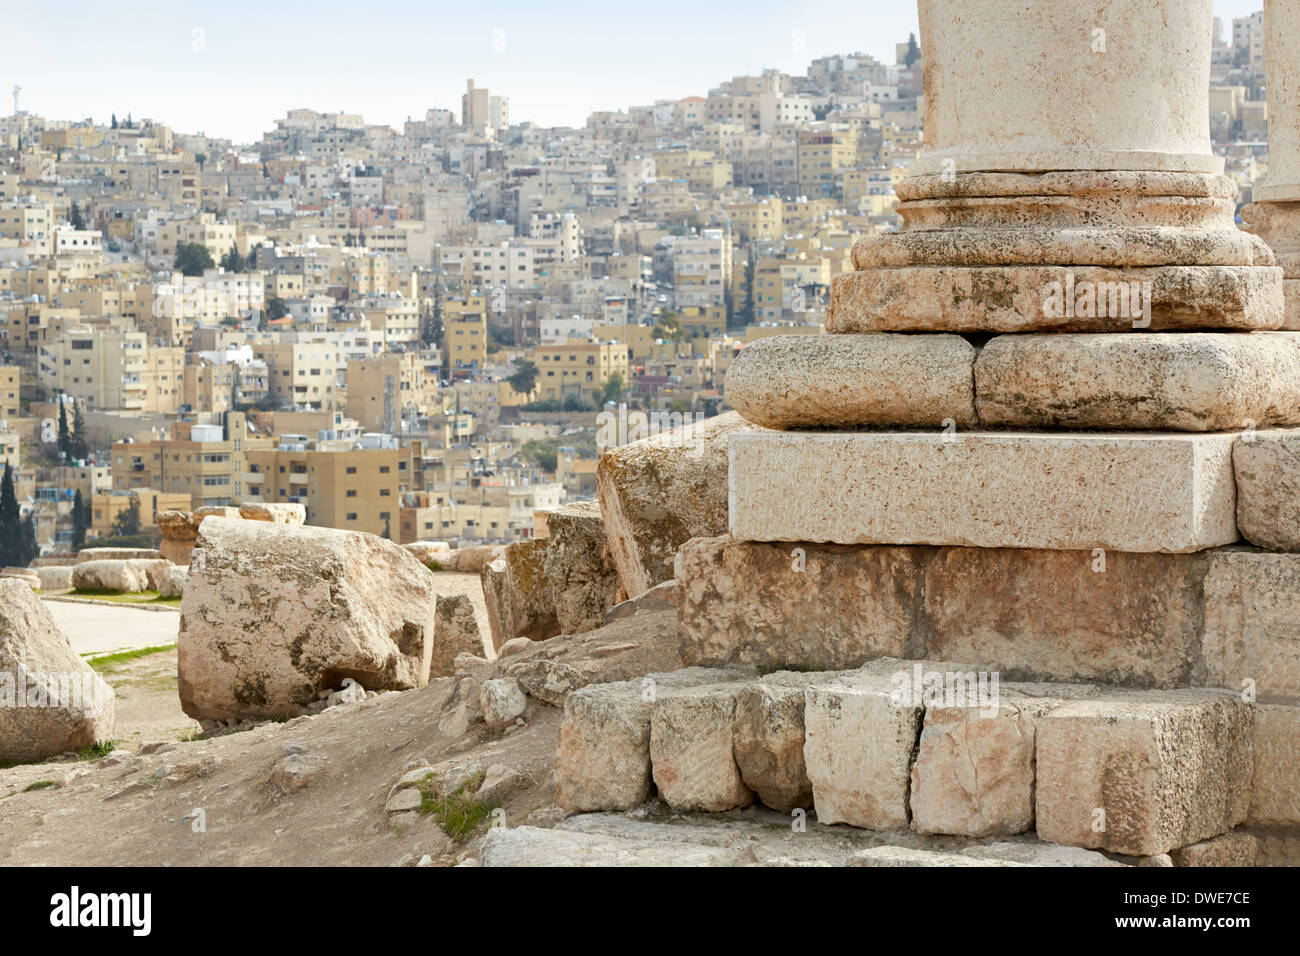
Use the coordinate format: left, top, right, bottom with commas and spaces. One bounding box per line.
0, 0, 1269, 145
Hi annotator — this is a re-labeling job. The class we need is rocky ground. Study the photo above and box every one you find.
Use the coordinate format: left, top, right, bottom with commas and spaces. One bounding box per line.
0, 598, 678, 867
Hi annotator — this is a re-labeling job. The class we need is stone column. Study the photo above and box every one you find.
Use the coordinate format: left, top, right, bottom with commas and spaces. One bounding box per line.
723, 0, 1287, 555
1242, 0, 1300, 325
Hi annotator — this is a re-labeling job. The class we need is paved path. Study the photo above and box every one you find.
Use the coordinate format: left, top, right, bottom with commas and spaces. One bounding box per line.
43, 600, 180, 656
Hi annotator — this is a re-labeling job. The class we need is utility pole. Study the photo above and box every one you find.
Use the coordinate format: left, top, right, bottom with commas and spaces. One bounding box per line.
11, 85, 20, 116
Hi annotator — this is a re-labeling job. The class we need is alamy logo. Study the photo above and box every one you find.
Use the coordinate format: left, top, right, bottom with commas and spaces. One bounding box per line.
49, 886, 151, 936
890, 663, 1000, 717
1042, 275, 1153, 328
0, 667, 109, 716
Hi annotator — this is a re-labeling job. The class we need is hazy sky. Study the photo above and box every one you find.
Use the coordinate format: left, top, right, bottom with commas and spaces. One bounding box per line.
1, 0, 1271, 145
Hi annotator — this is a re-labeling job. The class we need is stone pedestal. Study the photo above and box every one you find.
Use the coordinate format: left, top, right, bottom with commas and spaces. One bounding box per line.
1240, 1, 1300, 327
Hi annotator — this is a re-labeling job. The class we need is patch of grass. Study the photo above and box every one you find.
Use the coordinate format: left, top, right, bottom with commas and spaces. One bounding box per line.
68, 590, 180, 607
417, 770, 494, 842
85, 644, 175, 671
23, 780, 59, 792
423, 560, 446, 572
75, 740, 118, 762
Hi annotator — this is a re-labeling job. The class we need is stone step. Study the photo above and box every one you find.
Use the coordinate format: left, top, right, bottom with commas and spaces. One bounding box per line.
728, 430, 1237, 553
726, 332, 1300, 432
828, 265, 1283, 333
679, 537, 1300, 699
553, 664, 1297, 860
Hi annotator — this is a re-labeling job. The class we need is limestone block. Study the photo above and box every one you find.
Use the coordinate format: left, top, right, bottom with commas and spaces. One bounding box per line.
1035, 691, 1252, 856
828, 265, 1283, 334
554, 668, 748, 813
649, 684, 752, 812
724, 334, 977, 430
178, 518, 436, 721
922, 548, 1206, 688
238, 502, 306, 524
1170, 831, 1257, 867
542, 500, 620, 635
728, 430, 1238, 554
431, 593, 486, 678
597, 411, 755, 599
975, 332, 1300, 431
1202, 550, 1300, 698
0, 579, 116, 763
732, 673, 829, 813
803, 675, 922, 829
676, 536, 915, 671
1234, 429, 1300, 549
1249, 703, 1300, 826
70, 559, 156, 593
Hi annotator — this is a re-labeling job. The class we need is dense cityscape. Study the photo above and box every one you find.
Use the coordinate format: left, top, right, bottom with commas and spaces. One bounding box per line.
0, 13, 1276, 558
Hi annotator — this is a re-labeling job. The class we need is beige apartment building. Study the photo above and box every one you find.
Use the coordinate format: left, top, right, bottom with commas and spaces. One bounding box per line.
0, 365, 19, 421
0, 199, 54, 255
38, 330, 150, 411
110, 413, 264, 508
346, 352, 436, 431
533, 340, 630, 403
253, 341, 340, 410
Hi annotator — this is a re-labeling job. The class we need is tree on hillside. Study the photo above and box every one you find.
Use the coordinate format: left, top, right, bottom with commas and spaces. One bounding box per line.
111, 495, 142, 537
69, 400, 89, 461
0, 463, 21, 568
905, 33, 921, 67
18, 513, 38, 565
69, 202, 86, 230
175, 242, 215, 277
506, 358, 539, 396
220, 245, 246, 273
72, 489, 89, 549
601, 371, 625, 405
266, 296, 289, 321
57, 400, 71, 458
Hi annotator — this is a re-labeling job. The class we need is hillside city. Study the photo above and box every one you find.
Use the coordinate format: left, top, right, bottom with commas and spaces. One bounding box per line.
0, 13, 1276, 558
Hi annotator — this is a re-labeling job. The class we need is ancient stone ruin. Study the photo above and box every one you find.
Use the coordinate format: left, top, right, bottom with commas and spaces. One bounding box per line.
540, 0, 1300, 866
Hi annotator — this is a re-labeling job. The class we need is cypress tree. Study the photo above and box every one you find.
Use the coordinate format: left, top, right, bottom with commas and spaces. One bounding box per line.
0, 463, 21, 567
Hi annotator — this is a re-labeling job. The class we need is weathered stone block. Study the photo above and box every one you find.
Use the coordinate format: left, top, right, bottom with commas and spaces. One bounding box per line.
1234, 429, 1300, 549
732, 673, 825, 813
1170, 831, 1257, 867
178, 518, 436, 721
598, 411, 755, 599
803, 675, 922, 830
1249, 703, 1300, 826
542, 500, 620, 634
923, 547, 1207, 688
676, 537, 914, 670
650, 684, 752, 812
724, 333, 977, 429
1035, 691, 1252, 856
828, 264, 1284, 333
975, 332, 1300, 431
554, 668, 747, 813
0, 580, 116, 763
1202, 549, 1300, 698
729, 430, 1238, 554
430, 593, 486, 678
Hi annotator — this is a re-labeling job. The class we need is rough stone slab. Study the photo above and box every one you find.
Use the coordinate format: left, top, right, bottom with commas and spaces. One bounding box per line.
676, 536, 915, 670
554, 668, 749, 813
1035, 691, 1253, 856
542, 500, 620, 634
923, 548, 1207, 688
1249, 704, 1300, 826
598, 411, 757, 599
0, 579, 116, 763
847, 846, 1027, 867
724, 334, 977, 430
959, 842, 1124, 866
1234, 429, 1300, 549
650, 684, 752, 812
1170, 831, 1257, 867
1202, 550, 1300, 699
1247, 827, 1300, 866
975, 332, 1300, 431
852, 227, 1274, 270
803, 675, 923, 830
179, 518, 437, 721
828, 265, 1284, 333
1287, 279, 1300, 330
481, 826, 744, 866
732, 672, 831, 813
729, 430, 1238, 554
910, 689, 1079, 838
430, 593, 486, 678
